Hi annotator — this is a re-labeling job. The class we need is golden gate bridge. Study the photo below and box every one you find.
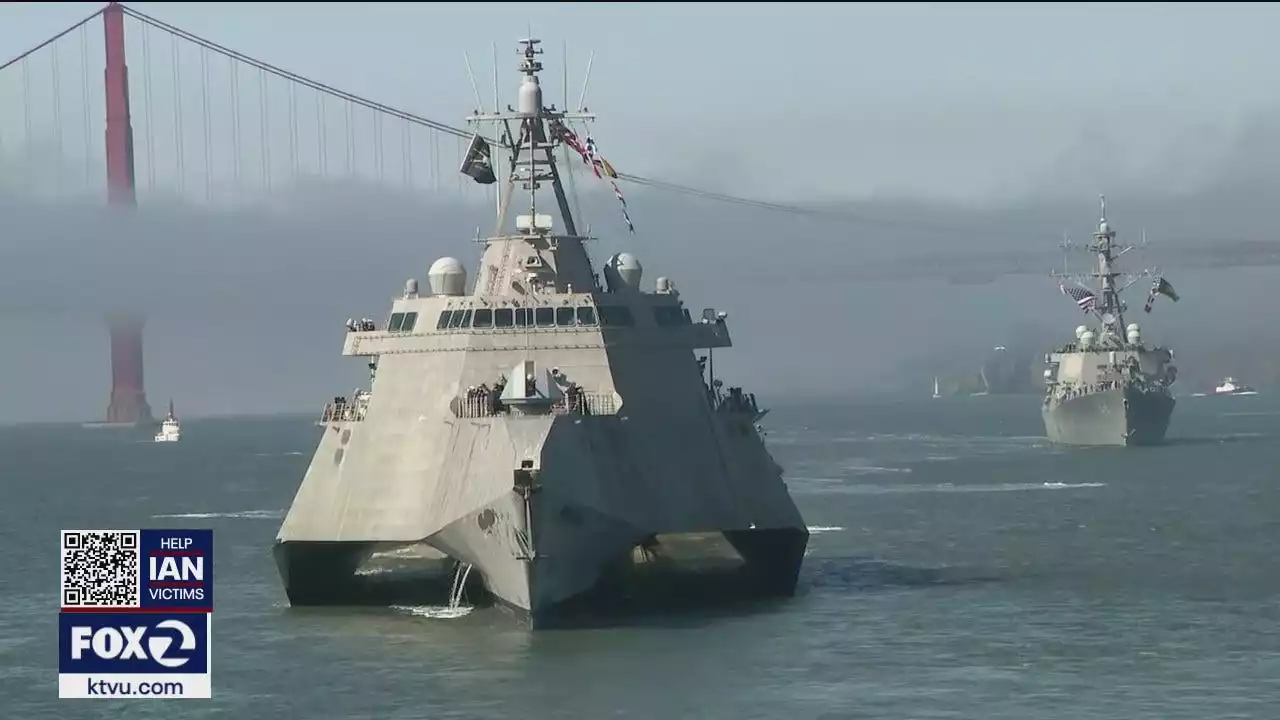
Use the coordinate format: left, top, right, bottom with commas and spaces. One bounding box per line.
4, 2, 838, 426
2, 3, 1279, 425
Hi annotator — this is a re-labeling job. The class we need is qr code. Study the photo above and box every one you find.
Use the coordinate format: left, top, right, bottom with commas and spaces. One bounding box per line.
61, 530, 141, 608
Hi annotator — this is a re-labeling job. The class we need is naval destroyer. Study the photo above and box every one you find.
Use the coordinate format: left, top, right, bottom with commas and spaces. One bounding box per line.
273, 39, 808, 625
1041, 196, 1181, 446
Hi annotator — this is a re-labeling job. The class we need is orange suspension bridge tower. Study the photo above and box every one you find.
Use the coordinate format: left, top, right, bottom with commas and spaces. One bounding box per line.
100, 2, 152, 426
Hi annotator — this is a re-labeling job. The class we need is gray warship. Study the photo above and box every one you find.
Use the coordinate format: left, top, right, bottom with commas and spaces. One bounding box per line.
1041, 196, 1181, 446
273, 39, 809, 625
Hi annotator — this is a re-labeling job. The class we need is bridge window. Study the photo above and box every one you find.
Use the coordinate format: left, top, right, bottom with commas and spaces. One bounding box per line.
400, 312, 418, 332
436, 311, 451, 330
494, 308, 514, 328
535, 307, 556, 327
598, 305, 634, 327
514, 308, 531, 328
389, 312, 406, 332
448, 310, 467, 329
652, 306, 685, 327
473, 309, 494, 328
577, 307, 598, 326
555, 307, 576, 326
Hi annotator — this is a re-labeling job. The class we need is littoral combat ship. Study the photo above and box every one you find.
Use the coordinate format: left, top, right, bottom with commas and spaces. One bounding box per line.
1042, 196, 1181, 446
273, 39, 808, 625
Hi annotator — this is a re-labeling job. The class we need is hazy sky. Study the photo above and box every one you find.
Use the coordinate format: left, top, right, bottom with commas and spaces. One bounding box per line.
6, 2, 1280, 204
4, 2, 1280, 423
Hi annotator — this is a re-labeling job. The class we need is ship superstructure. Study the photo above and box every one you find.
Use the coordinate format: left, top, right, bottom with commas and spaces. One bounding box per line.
153, 399, 180, 443
272, 39, 808, 625
1041, 196, 1181, 446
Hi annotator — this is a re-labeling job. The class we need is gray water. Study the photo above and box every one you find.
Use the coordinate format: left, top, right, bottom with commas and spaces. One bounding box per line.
3, 395, 1279, 718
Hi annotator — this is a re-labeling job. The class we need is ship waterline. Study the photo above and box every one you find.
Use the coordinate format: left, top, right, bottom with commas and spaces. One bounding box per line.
1042, 384, 1175, 447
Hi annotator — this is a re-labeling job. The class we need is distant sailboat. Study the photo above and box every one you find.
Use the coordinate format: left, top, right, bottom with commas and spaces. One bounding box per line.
933, 376, 941, 398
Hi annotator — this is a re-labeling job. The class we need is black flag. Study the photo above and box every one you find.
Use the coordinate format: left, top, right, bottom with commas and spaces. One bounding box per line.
459, 134, 497, 185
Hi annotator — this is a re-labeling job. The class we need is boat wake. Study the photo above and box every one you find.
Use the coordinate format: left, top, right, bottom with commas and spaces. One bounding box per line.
796, 481, 1105, 496
839, 460, 913, 476
152, 509, 283, 520
390, 604, 473, 620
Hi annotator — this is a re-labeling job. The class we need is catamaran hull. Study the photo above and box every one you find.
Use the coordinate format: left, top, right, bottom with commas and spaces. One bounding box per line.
273, 526, 808, 629
274, 402, 808, 628
1042, 386, 1175, 447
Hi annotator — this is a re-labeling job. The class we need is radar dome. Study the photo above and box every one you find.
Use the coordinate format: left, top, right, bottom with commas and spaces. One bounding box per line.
1126, 323, 1140, 332
655, 277, 677, 295
603, 252, 643, 291
428, 257, 467, 297
404, 278, 419, 298
1080, 330, 1096, 349
1075, 325, 1089, 339
518, 75, 542, 115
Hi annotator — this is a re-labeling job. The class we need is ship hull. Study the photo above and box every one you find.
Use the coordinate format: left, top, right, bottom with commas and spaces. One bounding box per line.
274, 517, 808, 629
273, 360, 808, 628
1042, 386, 1175, 447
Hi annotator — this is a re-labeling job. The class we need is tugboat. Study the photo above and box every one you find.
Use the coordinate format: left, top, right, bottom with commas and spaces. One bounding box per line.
1212, 377, 1258, 396
272, 38, 808, 626
1041, 196, 1181, 446
153, 399, 180, 443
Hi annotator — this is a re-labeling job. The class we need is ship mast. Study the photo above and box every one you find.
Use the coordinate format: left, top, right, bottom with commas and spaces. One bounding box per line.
466, 39, 596, 244
1090, 194, 1126, 335
1056, 194, 1151, 341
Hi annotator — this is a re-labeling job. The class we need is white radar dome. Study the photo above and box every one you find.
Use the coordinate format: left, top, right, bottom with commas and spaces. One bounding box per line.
604, 252, 643, 291
518, 75, 543, 115
428, 257, 467, 297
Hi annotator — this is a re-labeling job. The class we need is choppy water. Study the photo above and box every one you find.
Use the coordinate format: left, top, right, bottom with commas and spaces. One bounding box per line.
3, 394, 1279, 718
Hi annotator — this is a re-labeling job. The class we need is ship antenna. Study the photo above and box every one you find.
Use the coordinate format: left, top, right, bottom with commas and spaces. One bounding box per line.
577, 51, 595, 112
463, 53, 486, 114
492, 42, 500, 119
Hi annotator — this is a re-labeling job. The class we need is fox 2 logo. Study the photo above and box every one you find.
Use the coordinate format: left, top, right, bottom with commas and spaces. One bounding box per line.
59, 613, 210, 675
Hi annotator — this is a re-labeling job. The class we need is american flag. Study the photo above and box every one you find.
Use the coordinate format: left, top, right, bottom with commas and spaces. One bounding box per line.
1059, 283, 1097, 312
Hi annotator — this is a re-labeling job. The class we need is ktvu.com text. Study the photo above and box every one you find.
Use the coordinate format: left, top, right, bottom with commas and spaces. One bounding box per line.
59, 530, 214, 699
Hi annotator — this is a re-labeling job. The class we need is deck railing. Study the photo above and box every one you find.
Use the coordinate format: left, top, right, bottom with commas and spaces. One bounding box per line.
319, 397, 370, 423
452, 389, 618, 418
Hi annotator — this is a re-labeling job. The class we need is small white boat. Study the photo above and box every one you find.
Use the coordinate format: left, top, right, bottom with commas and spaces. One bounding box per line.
932, 376, 941, 398
154, 399, 181, 442
1212, 377, 1258, 396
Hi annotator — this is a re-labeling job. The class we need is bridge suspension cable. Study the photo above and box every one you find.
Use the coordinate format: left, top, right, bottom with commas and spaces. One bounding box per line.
0, 2, 993, 233
111, 4, 916, 224
0, 5, 106, 74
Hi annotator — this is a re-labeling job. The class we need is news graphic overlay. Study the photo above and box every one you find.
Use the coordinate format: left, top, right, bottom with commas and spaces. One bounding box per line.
58, 613, 212, 698
61, 530, 214, 612
59, 530, 214, 698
